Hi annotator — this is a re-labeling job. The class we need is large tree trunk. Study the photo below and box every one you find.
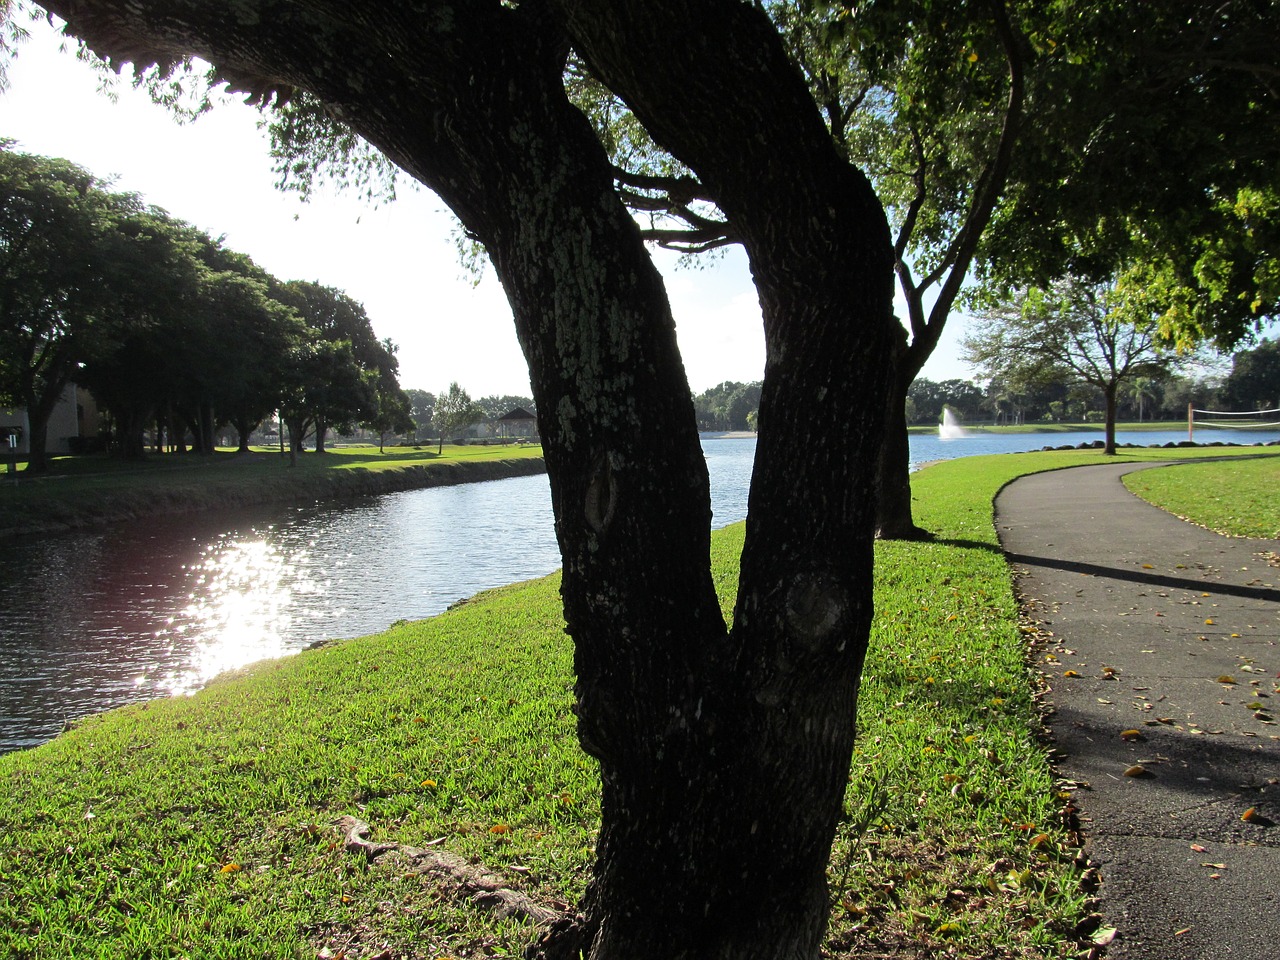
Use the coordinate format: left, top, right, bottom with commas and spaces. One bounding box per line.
1104, 383, 1118, 455
17, 373, 68, 474
24, 411, 50, 473
44, 2, 895, 956
874, 333, 932, 541
875, 369, 925, 539
552, 3, 897, 955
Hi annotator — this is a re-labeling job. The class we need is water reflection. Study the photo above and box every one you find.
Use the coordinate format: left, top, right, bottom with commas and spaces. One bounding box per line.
0, 475, 563, 752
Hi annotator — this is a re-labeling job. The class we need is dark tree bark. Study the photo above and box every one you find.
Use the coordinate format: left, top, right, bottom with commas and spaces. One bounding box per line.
40, 1, 896, 955
230, 414, 255, 453
11, 350, 72, 473
551, 3, 897, 955
875, 361, 926, 540
1103, 383, 1118, 455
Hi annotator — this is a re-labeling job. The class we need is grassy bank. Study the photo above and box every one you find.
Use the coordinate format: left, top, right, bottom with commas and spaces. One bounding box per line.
0, 444, 545, 540
1124, 454, 1280, 538
1, 446, 1272, 959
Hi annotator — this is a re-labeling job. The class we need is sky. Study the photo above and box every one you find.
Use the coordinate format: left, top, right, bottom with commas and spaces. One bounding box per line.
1, 15, 974, 398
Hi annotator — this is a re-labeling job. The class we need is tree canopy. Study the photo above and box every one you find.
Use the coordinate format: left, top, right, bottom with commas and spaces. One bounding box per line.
0, 142, 411, 464
1223, 338, 1280, 411
431, 381, 482, 454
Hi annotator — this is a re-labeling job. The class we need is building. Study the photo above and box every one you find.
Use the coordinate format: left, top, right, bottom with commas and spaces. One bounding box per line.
496, 407, 538, 440
0, 384, 99, 455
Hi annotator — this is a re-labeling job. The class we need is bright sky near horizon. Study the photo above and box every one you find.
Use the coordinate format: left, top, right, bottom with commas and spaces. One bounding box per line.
2, 16, 974, 398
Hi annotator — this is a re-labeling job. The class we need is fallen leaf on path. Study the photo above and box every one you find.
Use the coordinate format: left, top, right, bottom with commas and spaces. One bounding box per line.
1218, 676, 1238, 684
1124, 764, 1147, 777
1063, 670, 1081, 678
1190, 843, 1208, 853
1093, 927, 1118, 946
1242, 807, 1260, 822
1120, 729, 1143, 741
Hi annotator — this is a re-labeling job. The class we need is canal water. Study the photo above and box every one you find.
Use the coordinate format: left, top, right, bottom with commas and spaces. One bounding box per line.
2, 429, 1276, 752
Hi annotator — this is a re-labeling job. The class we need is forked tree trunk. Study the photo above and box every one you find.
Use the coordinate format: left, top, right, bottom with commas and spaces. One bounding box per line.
553, 3, 897, 955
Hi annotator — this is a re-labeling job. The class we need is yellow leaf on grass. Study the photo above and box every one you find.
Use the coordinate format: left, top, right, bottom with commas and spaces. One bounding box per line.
489, 823, 511, 834
220, 863, 242, 873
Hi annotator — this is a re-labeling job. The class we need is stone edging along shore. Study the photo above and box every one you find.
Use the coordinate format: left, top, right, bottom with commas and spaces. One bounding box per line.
0, 456, 547, 541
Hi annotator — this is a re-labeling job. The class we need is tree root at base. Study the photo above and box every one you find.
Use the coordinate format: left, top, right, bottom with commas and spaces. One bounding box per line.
335, 816, 564, 928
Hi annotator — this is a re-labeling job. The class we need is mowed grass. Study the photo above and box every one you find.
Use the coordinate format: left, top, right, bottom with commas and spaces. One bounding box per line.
1123, 454, 1280, 538
0, 444, 1271, 959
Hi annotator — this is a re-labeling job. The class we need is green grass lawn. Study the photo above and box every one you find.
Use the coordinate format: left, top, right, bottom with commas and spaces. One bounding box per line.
0, 445, 1270, 959
1123, 454, 1280, 538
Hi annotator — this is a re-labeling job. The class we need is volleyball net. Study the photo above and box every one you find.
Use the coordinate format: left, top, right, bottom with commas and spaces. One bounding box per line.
1187, 404, 1280, 441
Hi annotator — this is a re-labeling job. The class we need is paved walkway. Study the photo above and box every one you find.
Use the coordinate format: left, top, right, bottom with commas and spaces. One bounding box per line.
995, 462, 1279, 959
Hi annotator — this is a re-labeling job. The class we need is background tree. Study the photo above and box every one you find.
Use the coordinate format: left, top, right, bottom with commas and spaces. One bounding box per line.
403, 388, 435, 442
274, 280, 381, 453
0, 146, 146, 469
365, 338, 415, 452
691, 380, 762, 432
1223, 338, 1280, 411
767, 0, 1279, 535
963, 277, 1177, 453
1159, 373, 1224, 422
905, 377, 984, 425
1123, 376, 1161, 424
431, 381, 482, 454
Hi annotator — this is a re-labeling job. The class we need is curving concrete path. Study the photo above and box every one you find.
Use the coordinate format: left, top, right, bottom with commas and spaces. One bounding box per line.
995, 462, 1279, 959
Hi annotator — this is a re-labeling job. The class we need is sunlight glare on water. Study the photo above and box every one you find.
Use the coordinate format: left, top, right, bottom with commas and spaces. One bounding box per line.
165, 533, 299, 695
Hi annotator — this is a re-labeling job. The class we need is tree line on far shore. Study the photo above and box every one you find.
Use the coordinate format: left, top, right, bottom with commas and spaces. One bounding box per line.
689, 333, 1279, 438
0, 143, 416, 471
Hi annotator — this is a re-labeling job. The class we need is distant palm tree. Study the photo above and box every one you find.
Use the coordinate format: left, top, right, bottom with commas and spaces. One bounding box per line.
1127, 376, 1159, 422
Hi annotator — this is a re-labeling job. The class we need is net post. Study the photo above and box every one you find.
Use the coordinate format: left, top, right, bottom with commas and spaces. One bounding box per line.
1188, 403, 1194, 442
